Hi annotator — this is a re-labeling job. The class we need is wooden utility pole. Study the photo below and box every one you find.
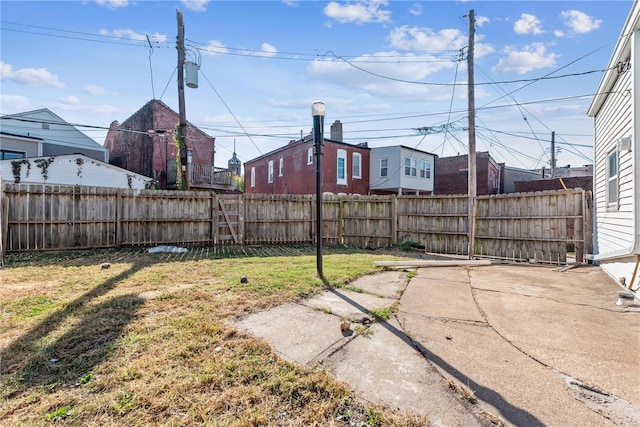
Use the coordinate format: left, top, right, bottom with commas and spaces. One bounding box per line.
551, 131, 556, 178
467, 9, 477, 259
176, 10, 189, 189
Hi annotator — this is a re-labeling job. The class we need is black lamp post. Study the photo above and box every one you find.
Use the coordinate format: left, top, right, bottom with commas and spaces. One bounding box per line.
312, 101, 325, 280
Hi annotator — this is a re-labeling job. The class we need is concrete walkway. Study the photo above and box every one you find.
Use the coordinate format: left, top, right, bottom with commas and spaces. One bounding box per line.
234, 264, 640, 426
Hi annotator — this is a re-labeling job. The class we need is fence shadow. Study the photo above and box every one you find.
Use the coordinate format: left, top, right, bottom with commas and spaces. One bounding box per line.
1, 263, 145, 400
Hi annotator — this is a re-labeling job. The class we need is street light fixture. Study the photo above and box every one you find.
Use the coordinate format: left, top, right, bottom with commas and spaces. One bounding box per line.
312, 101, 325, 280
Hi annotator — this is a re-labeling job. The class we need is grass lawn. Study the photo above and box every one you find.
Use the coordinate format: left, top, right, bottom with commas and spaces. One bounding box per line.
1, 246, 426, 426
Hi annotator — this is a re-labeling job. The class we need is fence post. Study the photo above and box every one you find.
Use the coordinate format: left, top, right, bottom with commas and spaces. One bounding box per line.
237, 194, 244, 245
211, 193, 218, 245
391, 195, 397, 246
116, 189, 122, 248
0, 175, 7, 267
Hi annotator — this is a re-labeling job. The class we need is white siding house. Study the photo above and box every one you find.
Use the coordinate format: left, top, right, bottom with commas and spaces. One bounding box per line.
0, 108, 109, 162
587, 1, 640, 290
0, 154, 153, 191
369, 146, 436, 195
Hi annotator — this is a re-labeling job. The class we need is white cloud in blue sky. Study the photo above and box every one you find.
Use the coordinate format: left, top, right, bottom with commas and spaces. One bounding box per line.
514, 13, 544, 35
95, 0, 128, 9
181, 0, 209, 13
0, 61, 65, 88
493, 42, 559, 75
561, 10, 602, 34
324, 0, 392, 25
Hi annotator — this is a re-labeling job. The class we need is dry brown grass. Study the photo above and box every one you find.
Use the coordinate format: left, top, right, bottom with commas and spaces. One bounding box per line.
1, 246, 427, 426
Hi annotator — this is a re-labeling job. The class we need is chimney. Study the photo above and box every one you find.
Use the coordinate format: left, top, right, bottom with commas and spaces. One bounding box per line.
330, 120, 343, 142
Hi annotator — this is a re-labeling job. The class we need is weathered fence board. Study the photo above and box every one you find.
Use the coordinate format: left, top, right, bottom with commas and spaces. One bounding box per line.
1, 184, 591, 266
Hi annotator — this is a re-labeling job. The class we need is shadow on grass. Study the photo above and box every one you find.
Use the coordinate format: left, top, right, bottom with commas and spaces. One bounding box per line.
1, 262, 146, 400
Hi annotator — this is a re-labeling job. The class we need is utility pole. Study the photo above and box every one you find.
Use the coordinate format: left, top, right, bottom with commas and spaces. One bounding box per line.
551, 131, 556, 178
176, 10, 189, 189
467, 9, 477, 259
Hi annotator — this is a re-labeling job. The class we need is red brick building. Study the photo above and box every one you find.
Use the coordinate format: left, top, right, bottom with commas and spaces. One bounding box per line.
244, 133, 370, 195
104, 99, 216, 189
434, 152, 505, 195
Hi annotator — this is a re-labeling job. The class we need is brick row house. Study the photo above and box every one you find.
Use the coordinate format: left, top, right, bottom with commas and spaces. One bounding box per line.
244, 126, 370, 195
434, 151, 505, 195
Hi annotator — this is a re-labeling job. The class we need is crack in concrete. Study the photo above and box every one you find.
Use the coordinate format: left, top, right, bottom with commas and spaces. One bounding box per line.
472, 286, 630, 313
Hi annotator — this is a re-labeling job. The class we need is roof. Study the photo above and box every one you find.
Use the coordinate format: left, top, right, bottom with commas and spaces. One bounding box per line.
588, 2, 640, 117
0, 108, 108, 152
371, 145, 438, 158
245, 137, 370, 164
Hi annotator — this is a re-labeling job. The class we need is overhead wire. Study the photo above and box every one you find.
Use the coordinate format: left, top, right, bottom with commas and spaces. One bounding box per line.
199, 68, 263, 155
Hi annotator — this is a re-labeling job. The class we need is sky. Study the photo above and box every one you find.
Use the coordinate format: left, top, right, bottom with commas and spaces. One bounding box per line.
0, 0, 634, 171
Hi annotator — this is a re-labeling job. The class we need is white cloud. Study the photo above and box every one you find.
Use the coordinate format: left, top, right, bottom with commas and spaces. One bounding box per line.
387, 25, 494, 59
408, 3, 422, 16
493, 43, 558, 74
282, 0, 299, 6
54, 102, 118, 115
200, 40, 228, 57
475, 16, 490, 27
181, 0, 208, 12
0, 61, 64, 88
95, 0, 128, 9
259, 43, 278, 58
324, 0, 392, 24
514, 13, 544, 35
307, 51, 461, 102
1, 94, 31, 112
61, 95, 81, 105
99, 29, 167, 43
554, 30, 565, 37
388, 26, 466, 51
84, 84, 107, 96
560, 10, 601, 34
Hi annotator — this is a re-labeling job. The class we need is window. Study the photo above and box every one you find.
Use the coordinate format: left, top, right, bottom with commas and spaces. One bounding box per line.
307, 147, 313, 165
279, 158, 284, 176
337, 149, 347, 185
419, 161, 431, 179
380, 159, 388, 177
250, 167, 255, 187
352, 153, 361, 179
404, 157, 417, 177
268, 160, 274, 183
0, 150, 26, 160
607, 148, 618, 207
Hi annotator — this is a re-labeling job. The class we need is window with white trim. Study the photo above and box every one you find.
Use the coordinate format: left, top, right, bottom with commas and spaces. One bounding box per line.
380, 158, 388, 177
307, 147, 313, 165
268, 160, 274, 183
352, 152, 361, 179
279, 157, 284, 176
419, 160, 431, 179
250, 167, 255, 187
337, 149, 347, 185
607, 147, 618, 207
404, 157, 417, 177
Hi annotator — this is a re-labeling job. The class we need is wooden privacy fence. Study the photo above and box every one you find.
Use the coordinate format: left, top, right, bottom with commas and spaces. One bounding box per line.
0, 183, 592, 265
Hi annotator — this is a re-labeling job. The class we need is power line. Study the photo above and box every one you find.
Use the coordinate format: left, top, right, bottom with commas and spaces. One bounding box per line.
199, 69, 263, 155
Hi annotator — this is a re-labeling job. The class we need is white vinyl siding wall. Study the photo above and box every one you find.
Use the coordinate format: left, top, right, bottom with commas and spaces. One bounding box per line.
593, 60, 634, 255
369, 146, 434, 194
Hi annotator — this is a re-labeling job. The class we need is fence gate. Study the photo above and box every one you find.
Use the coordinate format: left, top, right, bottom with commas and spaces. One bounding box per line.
214, 194, 243, 245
